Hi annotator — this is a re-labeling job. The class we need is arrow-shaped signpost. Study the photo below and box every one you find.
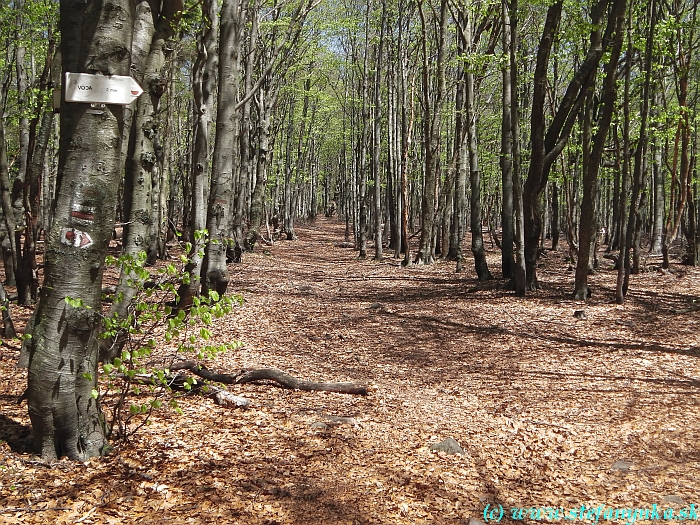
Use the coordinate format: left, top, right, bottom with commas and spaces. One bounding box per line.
65, 72, 144, 105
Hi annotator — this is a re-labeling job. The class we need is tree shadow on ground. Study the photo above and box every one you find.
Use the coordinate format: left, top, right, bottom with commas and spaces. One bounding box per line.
0, 411, 33, 453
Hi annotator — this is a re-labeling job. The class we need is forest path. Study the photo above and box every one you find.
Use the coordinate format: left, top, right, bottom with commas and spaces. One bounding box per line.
1, 216, 699, 524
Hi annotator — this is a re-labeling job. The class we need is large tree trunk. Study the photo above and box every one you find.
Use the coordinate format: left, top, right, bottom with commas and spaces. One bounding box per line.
19, 0, 134, 460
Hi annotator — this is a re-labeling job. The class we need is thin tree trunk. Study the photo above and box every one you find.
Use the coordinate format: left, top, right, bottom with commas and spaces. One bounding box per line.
509, 0, 526, 296
500, 0, 514, 277
373, 1, 386, 261
619, 0, 655, 301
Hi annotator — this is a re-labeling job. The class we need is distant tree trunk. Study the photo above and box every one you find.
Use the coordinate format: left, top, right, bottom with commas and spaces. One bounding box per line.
574, 0, 626, 300
0, 119, 19, 296
524, 0, 609, 290
400, 72, 415, 267
415, 0, 447, 265
508, 0, 526, 296
247, 86, 275, 250
12, 1, 31, 218
20, 0, 134, 460
650, 91, 664, 254
234, 0, 259, 246
500, 1, 514, 277
16, 35, 57, 305
551, 181, 560, 250
618, 0, 655, 301
0, 110, 20, 336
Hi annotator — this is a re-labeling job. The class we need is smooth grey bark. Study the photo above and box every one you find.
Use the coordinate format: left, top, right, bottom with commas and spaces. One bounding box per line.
176, 0, 218, 312
102, 0, 181, 362
415, 0, 447, 265
500, 0, 514, 278
203, 0, 244, 296
20, 0, 134, 460
464, 10, 492, 281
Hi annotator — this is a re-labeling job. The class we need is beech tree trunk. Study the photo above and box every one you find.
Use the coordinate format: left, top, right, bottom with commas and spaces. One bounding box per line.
574, 0, 626, 300
415, 0, 447, 265
465, 9, 492, 281
500, 0, 514, 278
102, 0, 182, 361
524, 0, 609, 290
203, 0, 245, 297
19, 0, 134, 460
508, 0, 526, 296
176, 0, 218, 312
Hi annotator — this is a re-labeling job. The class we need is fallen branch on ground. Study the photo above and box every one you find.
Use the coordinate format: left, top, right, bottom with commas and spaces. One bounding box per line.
169, 362, 369, 395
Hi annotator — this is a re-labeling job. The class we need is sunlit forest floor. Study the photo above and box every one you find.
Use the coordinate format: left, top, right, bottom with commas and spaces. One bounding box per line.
1, 217, 699, 524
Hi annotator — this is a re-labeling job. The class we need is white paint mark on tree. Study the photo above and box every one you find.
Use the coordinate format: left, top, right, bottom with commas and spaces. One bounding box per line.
60, 228, 94, 249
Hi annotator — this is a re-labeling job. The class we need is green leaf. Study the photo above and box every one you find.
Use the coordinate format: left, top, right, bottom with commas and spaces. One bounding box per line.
91, 389, 98, 400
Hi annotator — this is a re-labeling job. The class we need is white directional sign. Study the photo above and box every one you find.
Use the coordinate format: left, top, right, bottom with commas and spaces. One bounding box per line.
65, 72, 144, 105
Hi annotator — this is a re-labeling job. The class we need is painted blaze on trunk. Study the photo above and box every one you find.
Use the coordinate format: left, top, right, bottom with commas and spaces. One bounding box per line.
19, 0, 134, 460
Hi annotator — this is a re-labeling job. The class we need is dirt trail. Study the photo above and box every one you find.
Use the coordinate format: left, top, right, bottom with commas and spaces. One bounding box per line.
1, 217, 699, 524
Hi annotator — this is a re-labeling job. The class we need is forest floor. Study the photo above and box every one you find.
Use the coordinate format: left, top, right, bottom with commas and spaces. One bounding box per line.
0, 217, 699, 525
